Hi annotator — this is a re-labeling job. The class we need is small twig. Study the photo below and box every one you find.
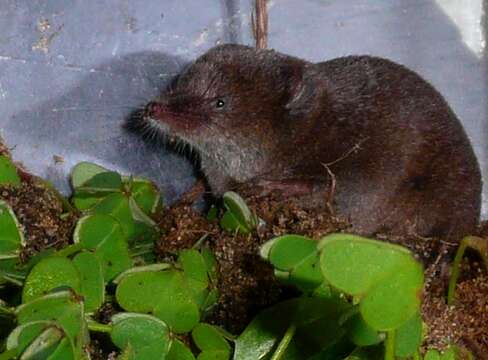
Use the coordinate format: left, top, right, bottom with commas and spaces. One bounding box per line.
192, 233, 210, 249
252, 0, 268, 49
324, 137, 368, 168
320, 138, 367, 214
322, 164, 336, 215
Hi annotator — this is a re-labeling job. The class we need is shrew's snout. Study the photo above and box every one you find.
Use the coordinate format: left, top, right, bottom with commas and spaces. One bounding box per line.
144, 101, 162, 119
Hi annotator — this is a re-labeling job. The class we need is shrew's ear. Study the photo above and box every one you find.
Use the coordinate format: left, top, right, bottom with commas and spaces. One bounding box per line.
285, 65, 328, 118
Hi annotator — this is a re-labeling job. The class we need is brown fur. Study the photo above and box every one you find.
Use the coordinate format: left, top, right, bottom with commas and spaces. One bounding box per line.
144, 44, 481, 241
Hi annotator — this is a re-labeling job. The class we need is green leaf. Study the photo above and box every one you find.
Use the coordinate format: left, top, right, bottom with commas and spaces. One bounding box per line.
345, 313, 382, 346
178, 249, 213, 310
6, 321, 57, 355
128, 197, 157, 227
77, 171, 122, 193
73, 214, 132, 281
110, 313, 171, 360
197, 350, 230, 360
344, 346, 384, 360
179, 249, 209, 285
0, 200, 24, 255
220, 191, 258, 234
73, 214, 124, 249
394, 312, 422, 357
201, 248, 218, 283
219, 212, 241, 233
112, 263, 171, 284
92, 192, 135, 238
20, 326, 64, 359
129, 180, 161, 215
0, 155, 21, 186
130, 221, 160, 248
234, 297, 351, 360
22, 257, 81, 303
200, 288, 220, 314
319, 233, 424, 331
16, 290, 87, 357
0, 257, 27, 286
71, 162, 109, 189
72, 191, 107, 211
167, 339, 196, 360
72, 252, 105, 313
46, 337, 76, 360
115, 269, 200, 333
424, 350, 441, 360
440, 345, 474, 360
441, 347, 456, 360
262, 235, 323, 292
264, 235, 317, 269
206, 206, 218, 221
192, 323, 231, 358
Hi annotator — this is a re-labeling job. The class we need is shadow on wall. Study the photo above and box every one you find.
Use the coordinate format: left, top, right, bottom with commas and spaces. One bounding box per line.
4, 51, 197, 203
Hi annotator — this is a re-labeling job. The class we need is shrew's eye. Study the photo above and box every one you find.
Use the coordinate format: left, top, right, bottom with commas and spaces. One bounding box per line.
215, 99, 225, 109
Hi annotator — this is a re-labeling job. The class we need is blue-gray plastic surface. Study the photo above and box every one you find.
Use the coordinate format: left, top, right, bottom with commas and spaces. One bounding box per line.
0, 0, 486, 218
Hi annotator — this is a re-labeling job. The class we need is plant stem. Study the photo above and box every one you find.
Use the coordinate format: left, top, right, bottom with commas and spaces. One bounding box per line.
192, 233, 209, 249
384, 330, 395, 360
413, 350, 421, 360
0, 305, 15, 317
0, 272, 24, 286
270, 323, 296, 360
129, 243, 154, 257
55, 243, 83, 258
447, 238, 468, 305
87, 320, 112, 334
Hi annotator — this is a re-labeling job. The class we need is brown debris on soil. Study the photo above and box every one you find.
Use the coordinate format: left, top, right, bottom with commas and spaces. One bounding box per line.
422, 257, 488, 359
0, 178, 77, 261
0, 141, 77, 261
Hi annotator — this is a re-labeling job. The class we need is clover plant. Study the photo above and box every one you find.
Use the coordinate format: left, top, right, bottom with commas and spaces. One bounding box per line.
0, 200, 26, 287
0, 157, 476, 359
0, 160, 226, 359
70, 162, 161, 240
248, 233, 427, 360
220, 191, 261, 234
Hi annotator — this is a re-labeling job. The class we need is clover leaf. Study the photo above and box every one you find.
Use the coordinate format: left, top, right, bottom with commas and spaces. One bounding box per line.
0, 155, 21, 187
